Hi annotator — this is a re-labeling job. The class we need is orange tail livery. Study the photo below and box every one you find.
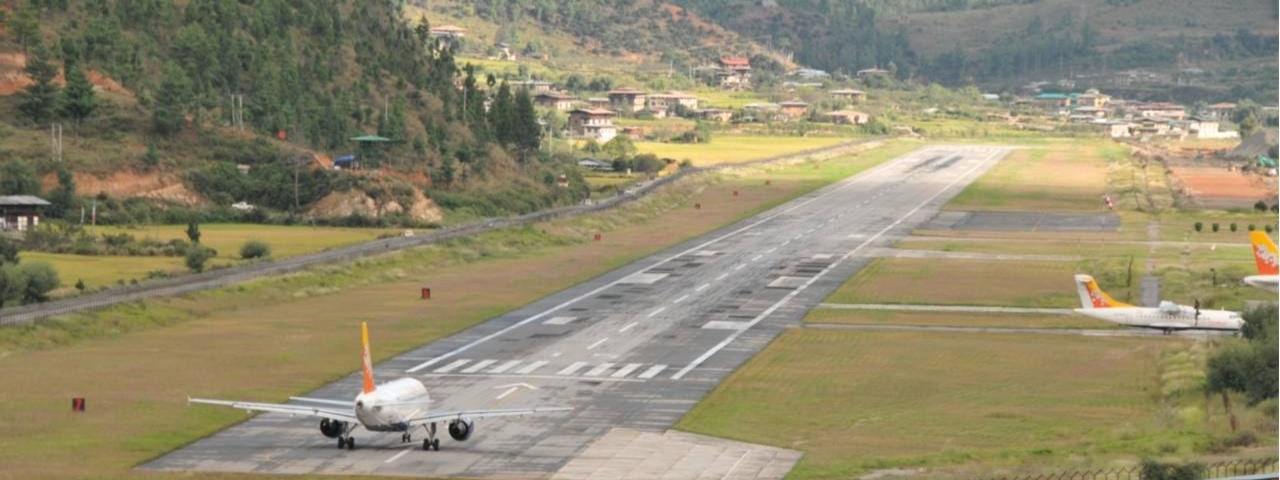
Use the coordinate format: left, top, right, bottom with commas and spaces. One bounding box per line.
360, 321, 377, 394
1074, 274, 1131, 309
1250, 231, 1278, 275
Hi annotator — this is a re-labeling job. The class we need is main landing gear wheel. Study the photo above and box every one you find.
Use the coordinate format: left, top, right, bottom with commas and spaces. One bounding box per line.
422, 438, 440, 451
345, 437, 355, 450
337, 437, 345, 449
401, 433, 412, 443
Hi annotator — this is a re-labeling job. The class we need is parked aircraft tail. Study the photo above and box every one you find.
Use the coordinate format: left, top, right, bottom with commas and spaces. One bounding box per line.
361, 321, 376, 394
1250, 231, 1278, 275
1074, 274, 1131, 309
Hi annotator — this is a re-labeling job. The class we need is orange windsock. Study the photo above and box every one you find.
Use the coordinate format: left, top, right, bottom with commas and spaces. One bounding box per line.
361, 322, 376, 394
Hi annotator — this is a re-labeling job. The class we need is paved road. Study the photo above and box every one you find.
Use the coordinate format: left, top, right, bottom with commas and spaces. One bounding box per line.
145, 146, 1008, 479
804, 322, 1236, 338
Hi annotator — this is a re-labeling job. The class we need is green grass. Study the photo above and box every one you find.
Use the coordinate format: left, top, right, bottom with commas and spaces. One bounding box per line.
805, 309, 1114, 329
635, 135, 852, 166
24, 252, 182, 292
947, 140, 1117, 212
677, 330, 1271, 479
827, 257, 1083, 308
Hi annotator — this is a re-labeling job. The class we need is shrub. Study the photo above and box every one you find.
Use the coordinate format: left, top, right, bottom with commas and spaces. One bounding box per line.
17, 261, 59, 304
1230, 223, 1238, 232
1194, 221, 1203, 232
239, 240, 271, 259
74, 279, 85, 291
1140, 459, 1203, 480
1255, 200, 1268, 211
1248, 224, 1256, 231
1211, 223, 1219, 232
184, 246, 215, 273
1268, 225, 1275, 234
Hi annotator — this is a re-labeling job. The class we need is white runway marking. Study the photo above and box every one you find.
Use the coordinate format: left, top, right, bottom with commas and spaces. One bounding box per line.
488, 360, 522, 374
584, 363, 615, 376
671, 148, 1005, 380
733, 264, 744, 270
619, 322, 638, 333
646, 306, 666, 317
434, 359, 470, 373
557, 362, 590, 375
461, 359, 497, 373
673, 294, 690, 303
750, 254, 763, 262
637, 364, 668, 379
514, 360, 548, 374
611, 363, 644, 378
385, 447, 414, 464
695, 283, 709, 292
716, 273, 728, 281
587, 338, 609, 350
404, 147, 953, 373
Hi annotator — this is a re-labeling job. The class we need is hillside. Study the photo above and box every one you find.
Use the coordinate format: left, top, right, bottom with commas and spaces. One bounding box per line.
675, 0, 1278, 103
0, 0, 582, 225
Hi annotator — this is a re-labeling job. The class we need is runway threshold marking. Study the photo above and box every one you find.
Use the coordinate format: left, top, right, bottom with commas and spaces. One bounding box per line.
403, 148, 956, 374
670, 148, 1005, 380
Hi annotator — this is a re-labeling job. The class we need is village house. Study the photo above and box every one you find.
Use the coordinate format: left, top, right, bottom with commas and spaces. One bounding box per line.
778, 100, 809, 119
1135, 102, 1187, 121
1203, 102, 1237, 121
0, 195, 50, 231
694, 108, 733, 123
830, 89, 867, 102
742, 103, 781, 122
1074, 89, 1110, 109
568, 108, 617, 142
587, 97, 610, 110
607, 87, 647, 114
534, 92, 576, 111
789, 68, 830, 80
717, 56, 752, 89
509, 80, 554, 94
1185, 117, 1239, 140
1034, 92, 1072, 109
646, 92, 699, 113
620, 126, 645, 140
824, 110, 871, 125
577, 157, 612, 171
1134, 118, 1172, 136
1072, 105, 1108, 120
1106, 121, 1134, 138
856, 67, 890, 79
428, 25, 467, 39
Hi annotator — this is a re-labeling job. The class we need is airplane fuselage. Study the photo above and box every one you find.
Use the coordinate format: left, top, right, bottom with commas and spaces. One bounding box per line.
1074, 306, 1243, 331
1244, 274, 1279, 293
354, 378, 430, 432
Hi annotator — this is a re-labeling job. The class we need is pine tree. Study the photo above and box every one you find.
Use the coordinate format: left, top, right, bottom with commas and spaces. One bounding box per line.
512, 88, 540, 159
18, 46, 60, 124
47, 167, 76, 219
152, 63, 192, 135
60, 63, 97, 123
488, 82, 514, 146
9, 3, 40, 52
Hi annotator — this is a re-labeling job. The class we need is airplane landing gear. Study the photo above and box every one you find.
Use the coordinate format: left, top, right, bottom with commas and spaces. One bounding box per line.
401, 432, 412, 443
337, 436, 354, 449
421, 422, 440, 451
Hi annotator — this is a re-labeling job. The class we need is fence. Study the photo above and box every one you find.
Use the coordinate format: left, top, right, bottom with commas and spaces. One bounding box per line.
985, 457, 1278, 480
0, 137, 884, 326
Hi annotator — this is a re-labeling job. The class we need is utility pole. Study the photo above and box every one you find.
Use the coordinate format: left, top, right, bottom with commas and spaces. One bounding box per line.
50, 123, 62, 162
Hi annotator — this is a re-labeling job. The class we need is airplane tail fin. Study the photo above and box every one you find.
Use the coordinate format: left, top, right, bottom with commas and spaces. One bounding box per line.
1074, 274, 1131, 309
1249, 231, 1278, 275
361, 321, 376, 394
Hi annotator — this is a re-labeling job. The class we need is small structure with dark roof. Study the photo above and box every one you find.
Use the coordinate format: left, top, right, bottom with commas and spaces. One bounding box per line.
0, 195, 51, 231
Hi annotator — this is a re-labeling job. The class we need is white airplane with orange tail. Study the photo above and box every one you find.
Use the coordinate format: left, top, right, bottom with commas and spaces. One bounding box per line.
190, 322, 570, 451
1243, 231, 1279, 292
1073, 274, 1244, 333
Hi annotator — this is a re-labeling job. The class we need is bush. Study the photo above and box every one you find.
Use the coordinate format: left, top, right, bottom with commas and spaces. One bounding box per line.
1194, 221, 1203, 232
1255, 200, 1268, 211
184, 246, 215, 273
1230, 222, 1238, 232
1267, 225, 1275, 234
17, 261, 59, 304
74, 279, 85, 291
1248, 224, 1256, 231
1211, 223, 1219, 232
1140, 459, 1203, 480
239, 240, 271, 259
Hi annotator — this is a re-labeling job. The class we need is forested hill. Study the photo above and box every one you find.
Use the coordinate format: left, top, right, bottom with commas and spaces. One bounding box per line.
1, 0, 574, 223
674, 0, 1278, 103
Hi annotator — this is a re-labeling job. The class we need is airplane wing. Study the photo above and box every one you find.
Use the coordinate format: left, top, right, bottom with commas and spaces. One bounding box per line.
189, 397, 358, 423
290, 396, 355, 407
408, 406, 572, 425
1145, 322, 1192, 330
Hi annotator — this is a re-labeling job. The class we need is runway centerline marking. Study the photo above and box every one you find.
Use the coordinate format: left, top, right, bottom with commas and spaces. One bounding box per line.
716, 273, 728, 281
733, 264, 744, 270
670, 148, 1006, 380
404, 148, 958, 373
673, 294, 689, 304
646, 306, 666, 317
619, 322, 638, 333
587, 338, 609, 350
695, 283, 709, 292
385, 447, 414, 464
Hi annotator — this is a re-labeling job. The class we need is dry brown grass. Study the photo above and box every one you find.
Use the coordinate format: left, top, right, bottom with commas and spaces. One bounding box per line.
947, 142, 1112, 213
826, 257, 1082, 308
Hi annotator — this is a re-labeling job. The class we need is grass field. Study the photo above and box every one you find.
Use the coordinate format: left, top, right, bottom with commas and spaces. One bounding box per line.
0, 140, 911, 479
826, 258, 1084, 308
635, 135, 850, 166
677, 330, 1272, 479
805, 309, 1113, 329
26, 224, 393, 292
947, 140, 1118, 212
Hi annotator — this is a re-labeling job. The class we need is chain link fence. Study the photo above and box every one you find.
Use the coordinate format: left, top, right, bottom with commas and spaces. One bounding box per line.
984, 457, 1278, 480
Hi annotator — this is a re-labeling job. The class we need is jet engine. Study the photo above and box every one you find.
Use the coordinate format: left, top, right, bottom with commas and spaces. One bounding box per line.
319, 418, 347, 438
448, 418, 474, 441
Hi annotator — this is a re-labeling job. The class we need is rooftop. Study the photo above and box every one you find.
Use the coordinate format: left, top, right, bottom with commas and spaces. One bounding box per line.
0, 195, 51, 206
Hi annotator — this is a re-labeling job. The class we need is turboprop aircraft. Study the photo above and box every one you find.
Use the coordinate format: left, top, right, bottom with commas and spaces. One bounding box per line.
1073, 274, 1244, 333
190, 322, 570, 451
1243, 231, 1278, 292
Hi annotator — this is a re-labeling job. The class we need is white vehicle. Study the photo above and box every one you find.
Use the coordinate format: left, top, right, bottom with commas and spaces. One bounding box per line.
1243, 231, 1278, 292
1073, 274, 1244, 333
190, 322, 570, 451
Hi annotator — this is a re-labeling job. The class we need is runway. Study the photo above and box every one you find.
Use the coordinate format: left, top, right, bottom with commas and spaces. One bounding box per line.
145, 145, 1009, 478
